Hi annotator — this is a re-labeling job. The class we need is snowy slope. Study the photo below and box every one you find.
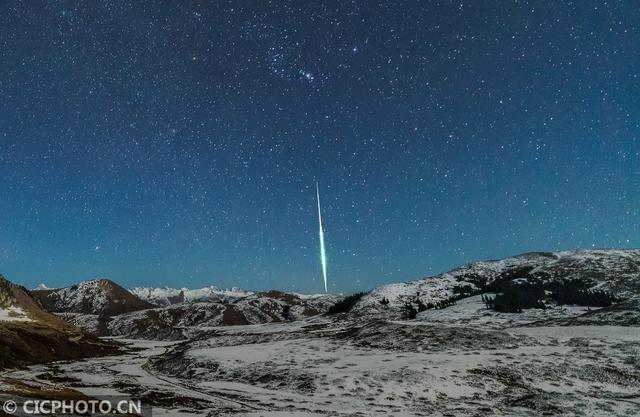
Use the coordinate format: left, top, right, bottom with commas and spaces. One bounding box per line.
0, 305, 32, 322
353, 249, 640, 317
32, 278, 154, 316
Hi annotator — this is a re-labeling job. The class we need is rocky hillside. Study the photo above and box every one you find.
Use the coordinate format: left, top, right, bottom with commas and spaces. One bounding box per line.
350, 249, 640, 319
32, 278, 154, 316
61, 290, 342, 339
0, 275, 120, 368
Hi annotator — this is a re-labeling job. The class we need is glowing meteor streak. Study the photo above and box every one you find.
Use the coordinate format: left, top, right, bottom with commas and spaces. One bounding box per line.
316, 183, 328, 292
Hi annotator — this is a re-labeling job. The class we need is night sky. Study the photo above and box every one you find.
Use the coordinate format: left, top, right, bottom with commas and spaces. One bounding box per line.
0, 1, 638, 293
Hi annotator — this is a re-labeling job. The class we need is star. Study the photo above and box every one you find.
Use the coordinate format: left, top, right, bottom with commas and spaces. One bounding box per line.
0, 1, 635, 292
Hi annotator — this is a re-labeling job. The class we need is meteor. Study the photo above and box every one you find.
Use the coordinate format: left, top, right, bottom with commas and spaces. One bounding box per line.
316, 183, 328, 292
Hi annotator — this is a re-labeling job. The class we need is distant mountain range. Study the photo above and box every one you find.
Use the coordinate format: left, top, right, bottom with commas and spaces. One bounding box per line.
129, 285, 253, 306
30, 279, 342, 339
11, 248, 640, 341
67, 289, 342, 340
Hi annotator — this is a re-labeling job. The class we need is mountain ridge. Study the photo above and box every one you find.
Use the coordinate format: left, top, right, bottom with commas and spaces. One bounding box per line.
24, 249, 640, 339
0, 274, 120, 369
130, 285, 253, 306
31, 278, 155, 316
351, 249, 640, 319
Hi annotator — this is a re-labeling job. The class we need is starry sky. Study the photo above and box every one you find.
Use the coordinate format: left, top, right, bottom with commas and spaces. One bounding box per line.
0, 1, 638, 293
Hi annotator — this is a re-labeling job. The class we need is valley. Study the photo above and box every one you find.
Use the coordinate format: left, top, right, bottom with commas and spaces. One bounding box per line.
3, 314, 639, 416
1, 249, 639, 416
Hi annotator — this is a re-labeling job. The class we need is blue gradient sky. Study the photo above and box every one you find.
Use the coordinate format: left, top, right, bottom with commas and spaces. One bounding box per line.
0, 1, 638, 292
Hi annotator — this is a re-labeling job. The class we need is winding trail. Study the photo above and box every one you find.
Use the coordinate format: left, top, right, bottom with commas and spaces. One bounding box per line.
2, 339, 264, 416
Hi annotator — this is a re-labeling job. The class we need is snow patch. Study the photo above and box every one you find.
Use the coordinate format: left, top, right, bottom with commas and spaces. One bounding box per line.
0, 305, 32, 322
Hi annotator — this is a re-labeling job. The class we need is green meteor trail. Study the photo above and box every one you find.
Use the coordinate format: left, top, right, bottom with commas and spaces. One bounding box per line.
316, 183, 328, 293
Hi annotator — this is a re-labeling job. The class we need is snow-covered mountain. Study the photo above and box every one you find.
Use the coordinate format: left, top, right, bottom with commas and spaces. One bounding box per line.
30, 277, 343, 339
38, 249, 640, 340
61, 290, 343, 339
33, 283, 50, 290
130, 285, 253, 306
32, 278, 155, 316
352, 249, 640, 318
0, 274, 119, 368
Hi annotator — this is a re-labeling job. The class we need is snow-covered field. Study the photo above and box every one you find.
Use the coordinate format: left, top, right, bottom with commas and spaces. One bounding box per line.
2, 315, 639, 416
415, 294, 592, 328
